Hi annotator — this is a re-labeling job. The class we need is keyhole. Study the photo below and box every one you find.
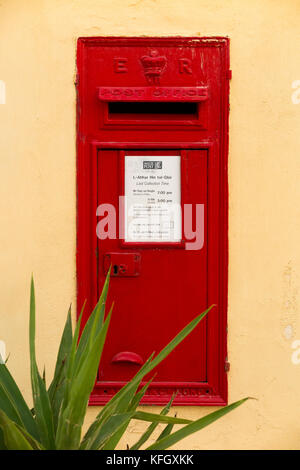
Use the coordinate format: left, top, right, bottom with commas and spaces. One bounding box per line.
113, 264, 119, 275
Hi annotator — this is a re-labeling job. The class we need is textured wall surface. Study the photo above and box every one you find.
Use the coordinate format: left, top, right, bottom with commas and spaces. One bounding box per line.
0, 0, 300, 449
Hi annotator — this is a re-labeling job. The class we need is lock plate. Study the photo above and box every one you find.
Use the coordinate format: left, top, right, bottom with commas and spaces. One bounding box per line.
103, 253, 141, 277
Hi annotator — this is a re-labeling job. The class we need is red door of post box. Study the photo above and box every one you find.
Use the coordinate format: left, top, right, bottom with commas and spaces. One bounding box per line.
77, 37, 230, 405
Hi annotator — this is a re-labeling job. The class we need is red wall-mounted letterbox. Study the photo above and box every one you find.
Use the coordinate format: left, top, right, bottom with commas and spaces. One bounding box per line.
77, 37, 230, 406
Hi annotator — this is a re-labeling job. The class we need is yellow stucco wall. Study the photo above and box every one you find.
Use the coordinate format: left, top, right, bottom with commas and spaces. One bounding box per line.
1, 0, 300, 450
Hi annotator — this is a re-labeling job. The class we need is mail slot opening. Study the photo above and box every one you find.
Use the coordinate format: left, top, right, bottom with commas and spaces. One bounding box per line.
108, 101, 197, 115
107, 101, 199, 122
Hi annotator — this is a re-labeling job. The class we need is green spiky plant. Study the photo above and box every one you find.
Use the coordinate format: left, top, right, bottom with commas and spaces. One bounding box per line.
0, 271, 248, 450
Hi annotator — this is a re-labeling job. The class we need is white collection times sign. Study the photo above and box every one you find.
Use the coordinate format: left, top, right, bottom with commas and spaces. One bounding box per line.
124, 155, 182, 243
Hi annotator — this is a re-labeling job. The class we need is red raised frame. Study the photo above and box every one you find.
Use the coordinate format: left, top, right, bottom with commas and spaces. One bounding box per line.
76, 37, 230, 406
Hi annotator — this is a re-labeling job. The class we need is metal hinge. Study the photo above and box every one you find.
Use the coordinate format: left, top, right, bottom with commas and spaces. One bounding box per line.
225, 360, 230, 372
226, 69, 232, 80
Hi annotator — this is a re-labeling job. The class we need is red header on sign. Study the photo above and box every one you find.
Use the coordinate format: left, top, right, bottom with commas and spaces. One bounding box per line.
98, 86, 209, 102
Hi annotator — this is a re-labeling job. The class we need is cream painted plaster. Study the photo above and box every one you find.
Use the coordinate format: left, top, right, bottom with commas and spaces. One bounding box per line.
0, 0, 300, 449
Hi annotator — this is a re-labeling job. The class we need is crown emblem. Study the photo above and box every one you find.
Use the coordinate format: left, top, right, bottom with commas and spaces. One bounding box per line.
140, 50, 167, 85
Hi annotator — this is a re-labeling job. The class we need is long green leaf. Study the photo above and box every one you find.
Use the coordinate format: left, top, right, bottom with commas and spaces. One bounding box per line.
75, 270, 110, 374
74, 301, 111, 385
98, 391, 188, 451
48, 306, 73, 431
128, 377, 155, 412
55, 307, 112, 449
80, 355, 155, 450
146, 398, 249, 450
156, 421, 174, 442
130, 395, 175, 450
156, 410, 178, 442
86, 412, 136, 451
99, 378, 155, 451
48, 305, 73, 392
132, 411, 191, 425
112, 306, 213, 413
0, 363, 38, 439
0, 410, 37, 450
82, 306, 212, 449
56, 302, 85, 424
0, 426, 7, 450
0, 386, 26, 428
29, 277, 55, 449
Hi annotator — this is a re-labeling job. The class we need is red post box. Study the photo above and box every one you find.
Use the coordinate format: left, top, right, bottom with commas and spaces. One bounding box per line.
77, 37, 230, 405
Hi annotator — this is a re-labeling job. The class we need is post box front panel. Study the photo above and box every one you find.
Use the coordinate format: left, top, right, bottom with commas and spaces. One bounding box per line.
77, 37, 230, 405
97, 148, 207, 385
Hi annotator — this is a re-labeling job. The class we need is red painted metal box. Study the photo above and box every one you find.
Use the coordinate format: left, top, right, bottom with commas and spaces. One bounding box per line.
76, 37, 230, 405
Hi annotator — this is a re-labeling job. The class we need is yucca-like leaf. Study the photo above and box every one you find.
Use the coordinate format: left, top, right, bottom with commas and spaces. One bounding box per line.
42, 367, 46, 385
47, 306, 73, 431
73, 276, 111, 380
100, 379, 155, 451
156, 421, 174, 442
55, 307, 112, 449
53, 301, 86, 434
84, 380, 159, 451
81, 306, 212, 450
57, 272, 109, 427
132, 411, 191, 425
0, 362, 38, 439
55, 275, 111, 449
61, 303, 85, 408
130, 394, 175, 450
128, 377, 155, 412
29, 278, 55, 449
0, 409, 44, 450
84, 398, 191, 451
0, 426, 6, 450
85, 412, 136, 451
0, 271, 249, 451
80, 355, 155, 450
107, 305, 213, 414
146, 398, 250, 450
